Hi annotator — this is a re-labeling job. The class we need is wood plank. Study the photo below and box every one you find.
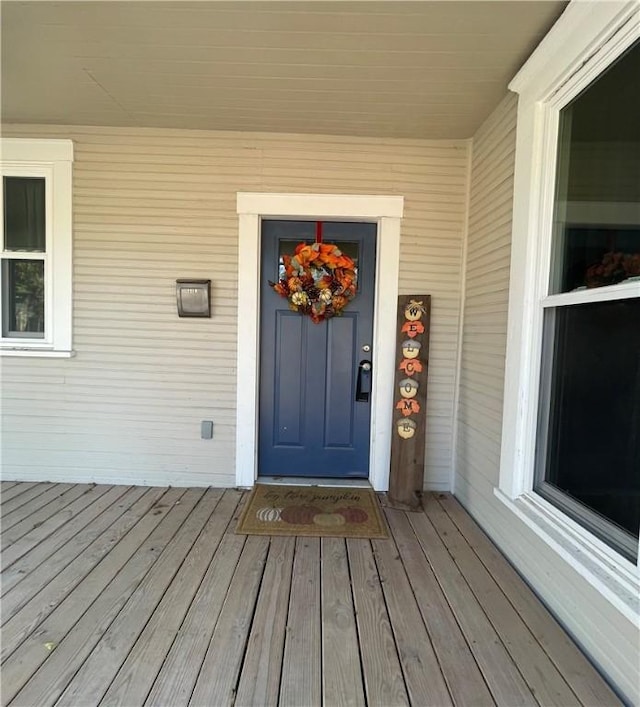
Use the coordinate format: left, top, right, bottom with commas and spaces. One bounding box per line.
1, 487, 190, 705
321, 537, 366, 707
144, 511, 248, 707
383, 507, 495, 706
437, 494, 622, 706
278, 537, 322, 707
372, 533, 453, 706
0, 483, 47, 513
0, 484, 109, 569
346, 538, 409, 707
425, 495, 586, 706
0, 483, 76, 534
54, 488, 222, 706
234, 536, 295, 707
407, 509, 539, 706
1, 484, 94, 552
188, 535, 269, 707
2, 486, 146, 606
2, 487, 143, 620
97, 489, 242, 707
1, 485, 130, 596
0, 486, 156, 655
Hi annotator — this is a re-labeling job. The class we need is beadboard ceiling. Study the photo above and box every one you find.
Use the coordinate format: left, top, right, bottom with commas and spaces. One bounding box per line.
2, 1, 567, 139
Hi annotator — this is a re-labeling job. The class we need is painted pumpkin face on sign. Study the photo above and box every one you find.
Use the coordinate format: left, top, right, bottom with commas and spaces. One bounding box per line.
397, 418, 417, 439
404, 299, 426, 321
401, 340, 421, 359
399, 378, 419, 399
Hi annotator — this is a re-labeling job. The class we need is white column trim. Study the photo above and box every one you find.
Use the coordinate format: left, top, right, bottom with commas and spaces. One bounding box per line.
235, 192, 404, 490
368, 215, 401, 492
236, 213, 261, 488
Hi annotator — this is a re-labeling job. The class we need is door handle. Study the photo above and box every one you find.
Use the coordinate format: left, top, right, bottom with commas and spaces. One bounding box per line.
356, 360, 372, 402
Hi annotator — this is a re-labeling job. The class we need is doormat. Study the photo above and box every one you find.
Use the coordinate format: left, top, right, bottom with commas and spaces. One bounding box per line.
236, 484, 388, 539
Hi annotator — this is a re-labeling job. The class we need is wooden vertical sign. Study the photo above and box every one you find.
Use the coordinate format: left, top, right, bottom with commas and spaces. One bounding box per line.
388, 295, 431, 510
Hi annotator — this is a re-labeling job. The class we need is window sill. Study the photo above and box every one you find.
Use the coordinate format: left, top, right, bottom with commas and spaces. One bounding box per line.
0, 348, 75, 358
494, 487, 639, 623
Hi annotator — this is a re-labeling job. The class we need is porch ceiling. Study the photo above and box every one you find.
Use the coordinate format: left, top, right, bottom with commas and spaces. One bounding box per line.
2, 1, 567, 140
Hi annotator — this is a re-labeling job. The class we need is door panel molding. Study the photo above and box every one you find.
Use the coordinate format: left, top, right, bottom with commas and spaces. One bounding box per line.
236, 192, 404, 490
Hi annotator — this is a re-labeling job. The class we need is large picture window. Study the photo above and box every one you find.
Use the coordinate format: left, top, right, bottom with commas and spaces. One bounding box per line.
534, 41, 640, 561
0, 139, 74, 356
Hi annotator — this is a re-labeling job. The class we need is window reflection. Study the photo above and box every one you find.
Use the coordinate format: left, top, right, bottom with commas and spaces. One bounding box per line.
551, 42, 640, 294
3, 259, 45, 336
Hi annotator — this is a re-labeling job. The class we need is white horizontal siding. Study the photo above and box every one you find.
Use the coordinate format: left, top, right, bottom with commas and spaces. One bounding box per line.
1, 124, 467, 490
455, 94, 515, 499
455, 93, 637, 703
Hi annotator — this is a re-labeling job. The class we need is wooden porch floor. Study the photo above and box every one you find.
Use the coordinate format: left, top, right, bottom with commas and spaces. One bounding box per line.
0, 482, 620, 707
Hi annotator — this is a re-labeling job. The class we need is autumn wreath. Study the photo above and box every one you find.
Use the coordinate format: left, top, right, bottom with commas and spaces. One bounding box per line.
269, 242, 357, 323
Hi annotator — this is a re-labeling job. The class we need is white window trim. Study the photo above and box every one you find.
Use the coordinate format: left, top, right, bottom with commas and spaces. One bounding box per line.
496, 0, 640, 613
0, 138, 74, 357
236, 192, 404, 491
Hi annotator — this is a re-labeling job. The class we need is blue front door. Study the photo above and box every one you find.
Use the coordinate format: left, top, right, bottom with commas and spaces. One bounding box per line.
259, 220, 376, 478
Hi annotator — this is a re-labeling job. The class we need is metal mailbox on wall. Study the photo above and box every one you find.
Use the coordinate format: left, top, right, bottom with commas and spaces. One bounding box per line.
176, 279, 211, 318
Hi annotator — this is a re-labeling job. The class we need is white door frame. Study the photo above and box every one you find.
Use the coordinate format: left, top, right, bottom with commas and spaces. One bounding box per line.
236, 192, 404, 491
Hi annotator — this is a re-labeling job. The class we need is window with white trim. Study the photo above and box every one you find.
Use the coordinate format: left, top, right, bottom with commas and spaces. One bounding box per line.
499, 0, 640, 586
534, 41, 639, 561
0, 139, 74, 357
